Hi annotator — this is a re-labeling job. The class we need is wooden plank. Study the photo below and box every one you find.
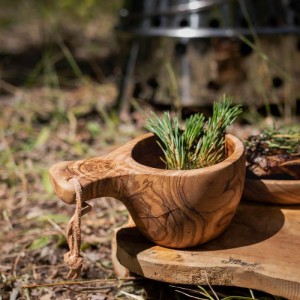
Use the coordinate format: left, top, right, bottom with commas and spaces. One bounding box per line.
115, 201, 300, 299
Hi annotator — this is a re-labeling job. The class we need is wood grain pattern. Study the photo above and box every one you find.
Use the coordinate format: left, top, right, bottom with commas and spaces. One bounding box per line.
243, 178, 300, 204
115, 201, 300, 300
49, 133, 245, 248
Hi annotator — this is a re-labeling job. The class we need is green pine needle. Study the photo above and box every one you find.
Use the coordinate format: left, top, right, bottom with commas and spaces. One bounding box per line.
145, 95, 242, 170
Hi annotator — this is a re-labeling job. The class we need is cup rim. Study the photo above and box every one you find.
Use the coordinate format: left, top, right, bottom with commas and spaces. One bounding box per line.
126, 133, 245, 175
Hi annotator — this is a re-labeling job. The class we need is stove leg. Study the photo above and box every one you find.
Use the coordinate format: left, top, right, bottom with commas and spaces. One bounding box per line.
115, 39, 140, 119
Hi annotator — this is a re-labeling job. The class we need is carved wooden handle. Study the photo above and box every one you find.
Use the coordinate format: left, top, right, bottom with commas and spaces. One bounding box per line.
49, 161, 79, 204
49, 133, 154, 204
49, 156, 123, 204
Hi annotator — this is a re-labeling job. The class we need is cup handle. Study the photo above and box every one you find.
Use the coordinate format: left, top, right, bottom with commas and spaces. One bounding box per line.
49, 161, 78, 204
49, 156, 117, 204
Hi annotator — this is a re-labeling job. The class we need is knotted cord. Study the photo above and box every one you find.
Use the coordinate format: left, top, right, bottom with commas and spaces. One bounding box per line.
64, 177, 92, 279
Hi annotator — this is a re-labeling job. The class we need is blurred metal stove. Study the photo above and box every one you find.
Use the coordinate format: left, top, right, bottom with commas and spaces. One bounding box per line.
115, 0, 300, 112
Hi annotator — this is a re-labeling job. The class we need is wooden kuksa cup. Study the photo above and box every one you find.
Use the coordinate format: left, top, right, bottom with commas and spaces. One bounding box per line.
49, 133, 245, 248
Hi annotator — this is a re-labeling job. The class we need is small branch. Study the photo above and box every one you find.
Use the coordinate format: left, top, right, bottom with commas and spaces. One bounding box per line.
45, 216, 65, 235
22, 277, 142, 289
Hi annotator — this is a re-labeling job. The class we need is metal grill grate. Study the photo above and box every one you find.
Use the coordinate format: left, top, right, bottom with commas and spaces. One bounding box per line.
117, 0, 300, 37
115, 0, 300, 111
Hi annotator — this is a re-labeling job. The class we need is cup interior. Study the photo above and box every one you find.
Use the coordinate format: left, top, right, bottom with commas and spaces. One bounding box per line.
131, 135, 236, 170
132, 135, 165, 169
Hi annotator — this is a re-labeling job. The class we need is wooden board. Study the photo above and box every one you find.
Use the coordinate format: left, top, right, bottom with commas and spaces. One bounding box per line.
115, 201, 300, 299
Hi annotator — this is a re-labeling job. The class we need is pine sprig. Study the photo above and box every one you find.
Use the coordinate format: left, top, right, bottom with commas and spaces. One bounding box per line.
195, 96, 243, 168
146, 112, 190, 169
145, 96, 242, 170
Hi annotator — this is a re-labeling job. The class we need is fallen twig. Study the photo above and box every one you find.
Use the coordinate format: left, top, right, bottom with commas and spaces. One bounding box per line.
22, 277, 142, 289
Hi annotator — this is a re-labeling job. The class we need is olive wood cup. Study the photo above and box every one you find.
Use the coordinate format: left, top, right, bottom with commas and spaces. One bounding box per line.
49, 133, 245, 248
